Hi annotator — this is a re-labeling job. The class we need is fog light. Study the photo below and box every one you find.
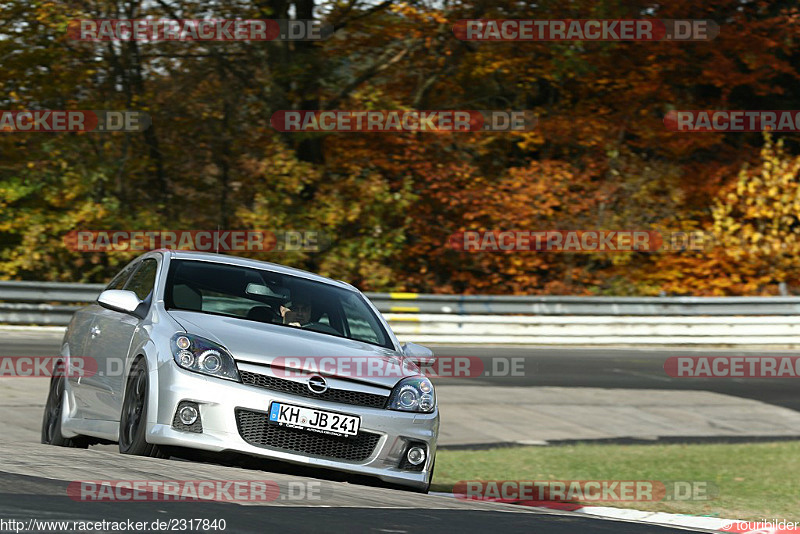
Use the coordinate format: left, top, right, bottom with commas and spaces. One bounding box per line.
179, 405, 198, 425
407, 446, 426, 466
173, 401, 202, 433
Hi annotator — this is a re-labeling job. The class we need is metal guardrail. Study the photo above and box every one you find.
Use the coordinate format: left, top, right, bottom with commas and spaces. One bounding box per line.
5, 281, 800, 318
0, 281, 104, 326
0, 281, 105, 302
3, 281, 800, 345
384, 314, 800, 345
368, 292, 800, 315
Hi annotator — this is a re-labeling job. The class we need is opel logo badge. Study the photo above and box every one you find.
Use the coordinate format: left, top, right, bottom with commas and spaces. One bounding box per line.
307, 375, 328, 394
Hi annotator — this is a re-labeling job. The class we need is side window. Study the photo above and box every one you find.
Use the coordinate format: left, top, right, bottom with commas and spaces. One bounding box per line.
106, 262, 138, 290
341, 297, 382, 345
124, 259, 158, 301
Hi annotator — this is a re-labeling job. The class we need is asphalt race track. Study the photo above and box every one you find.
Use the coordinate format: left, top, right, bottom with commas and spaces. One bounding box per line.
432, 345, 800, 412
0, 470, 688, 534
0, 332, 771, 533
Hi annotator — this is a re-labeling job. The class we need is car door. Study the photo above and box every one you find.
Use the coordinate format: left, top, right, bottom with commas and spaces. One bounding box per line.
64, 307, 101, 417
70, 260, 140, 419
84, 258, 157, 421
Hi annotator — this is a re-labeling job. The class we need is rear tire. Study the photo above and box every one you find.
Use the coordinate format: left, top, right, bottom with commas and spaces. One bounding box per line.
119, 358, 166, 458
41, 370, 89, 448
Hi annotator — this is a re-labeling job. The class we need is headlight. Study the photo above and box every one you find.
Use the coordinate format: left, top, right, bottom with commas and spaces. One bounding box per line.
388, 376, 436, 413
171, 334, 240, 382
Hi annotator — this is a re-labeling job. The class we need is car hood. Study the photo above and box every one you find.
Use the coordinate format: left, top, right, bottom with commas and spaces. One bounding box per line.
167, 310, 413, 389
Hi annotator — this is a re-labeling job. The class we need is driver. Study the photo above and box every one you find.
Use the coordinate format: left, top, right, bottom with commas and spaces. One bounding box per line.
280, 298, 312, 327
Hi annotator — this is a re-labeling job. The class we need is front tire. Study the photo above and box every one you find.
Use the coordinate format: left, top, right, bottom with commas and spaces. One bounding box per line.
41, 371, 88, 448
385, 458, 435, 494
420, 457, 435, 494
119, 358, 166, 458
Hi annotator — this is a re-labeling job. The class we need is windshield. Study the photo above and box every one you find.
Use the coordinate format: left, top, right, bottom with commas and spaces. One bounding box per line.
164, 259, 393, 349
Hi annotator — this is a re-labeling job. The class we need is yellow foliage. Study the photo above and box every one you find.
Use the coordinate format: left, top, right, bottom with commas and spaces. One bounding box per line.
711, 134, 800, 287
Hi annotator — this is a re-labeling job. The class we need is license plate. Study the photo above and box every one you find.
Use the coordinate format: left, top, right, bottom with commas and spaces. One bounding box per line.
268, 402, 360, 437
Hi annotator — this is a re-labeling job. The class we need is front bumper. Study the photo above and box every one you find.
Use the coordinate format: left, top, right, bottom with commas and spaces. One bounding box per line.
148, 361, 439, 490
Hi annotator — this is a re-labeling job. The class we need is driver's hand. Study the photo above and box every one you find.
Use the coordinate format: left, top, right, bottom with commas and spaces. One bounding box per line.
284, 310, 302, 325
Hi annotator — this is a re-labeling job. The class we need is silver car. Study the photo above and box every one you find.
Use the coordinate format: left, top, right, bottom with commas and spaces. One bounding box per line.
41, 250, 438, 492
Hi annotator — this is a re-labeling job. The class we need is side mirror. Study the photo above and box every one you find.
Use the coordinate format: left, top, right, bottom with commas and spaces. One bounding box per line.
97, 290, 145, 318
401, 342, 435, 366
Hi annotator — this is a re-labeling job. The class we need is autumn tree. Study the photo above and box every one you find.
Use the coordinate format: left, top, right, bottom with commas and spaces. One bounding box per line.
2, 0, 800, 296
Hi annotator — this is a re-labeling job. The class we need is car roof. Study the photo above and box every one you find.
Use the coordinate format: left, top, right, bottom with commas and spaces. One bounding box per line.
163, 250, 355, 291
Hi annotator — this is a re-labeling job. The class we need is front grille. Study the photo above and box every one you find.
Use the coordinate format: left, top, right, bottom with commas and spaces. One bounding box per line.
240, 370, 388, 409
235, 409, 381, 462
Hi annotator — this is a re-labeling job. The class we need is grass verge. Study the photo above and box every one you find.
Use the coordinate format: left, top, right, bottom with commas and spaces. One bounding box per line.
431, 441, 800, 521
